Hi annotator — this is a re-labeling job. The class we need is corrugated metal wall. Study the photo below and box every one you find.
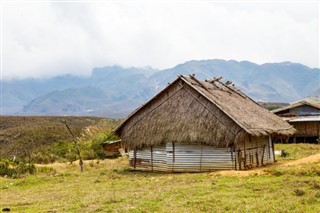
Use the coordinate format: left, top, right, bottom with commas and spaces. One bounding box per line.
129, 143, 235, 172
152, 145, 167, 171
128, 145, 167, 171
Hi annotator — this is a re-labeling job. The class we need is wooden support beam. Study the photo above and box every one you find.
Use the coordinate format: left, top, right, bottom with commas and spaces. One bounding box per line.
218, 80, 247, 98
238, 150, 242, 170
172, 142, 175, 172
234, 147, 237, 170
206, 76, 222, 83
304, 122, 307, 143
261, 145, 265, 166
189, 74, 209, 91
230, 146, 234, 169
134, 148, 137, 169
244, 137, 247, 169
317, 121, 320, 144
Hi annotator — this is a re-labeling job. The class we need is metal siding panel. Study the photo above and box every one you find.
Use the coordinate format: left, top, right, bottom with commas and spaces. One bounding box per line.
172, 144, 233, 172
130, 143, 235, 172
152, 144, 167, 171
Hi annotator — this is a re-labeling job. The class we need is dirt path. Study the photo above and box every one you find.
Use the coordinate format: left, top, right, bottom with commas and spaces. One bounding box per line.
282, 153, 320, 166
210, 153, 320, 177
36, 154, 320, 177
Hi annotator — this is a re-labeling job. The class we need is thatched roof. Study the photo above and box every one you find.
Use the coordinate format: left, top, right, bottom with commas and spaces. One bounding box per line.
114, 75, 295, 149
272, 100, 320, 114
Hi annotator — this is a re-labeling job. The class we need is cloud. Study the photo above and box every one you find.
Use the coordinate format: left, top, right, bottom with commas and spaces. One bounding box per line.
1, 1, 319, 79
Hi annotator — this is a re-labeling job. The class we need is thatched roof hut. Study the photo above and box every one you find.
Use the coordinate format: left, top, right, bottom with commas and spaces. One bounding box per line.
272, 100, 320, 116
273, 100, 320, 143
114, 75, 295, 171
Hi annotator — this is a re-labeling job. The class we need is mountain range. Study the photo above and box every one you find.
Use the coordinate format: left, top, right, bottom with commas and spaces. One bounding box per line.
2, 59, 319, 118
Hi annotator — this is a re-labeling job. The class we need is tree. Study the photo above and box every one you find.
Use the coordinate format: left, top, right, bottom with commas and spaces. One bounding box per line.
63, 119, 84, 172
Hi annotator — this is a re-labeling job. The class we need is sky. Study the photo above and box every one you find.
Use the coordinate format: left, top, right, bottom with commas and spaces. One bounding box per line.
1, 1, 319, 79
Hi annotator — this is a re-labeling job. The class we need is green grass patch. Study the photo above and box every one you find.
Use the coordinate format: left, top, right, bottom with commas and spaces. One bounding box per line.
274, 143, 320, 161
1, 144, 320, 212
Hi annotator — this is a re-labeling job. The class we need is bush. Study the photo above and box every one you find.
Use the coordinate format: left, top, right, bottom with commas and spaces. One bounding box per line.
31, 152, 57, 164
281, 150, 289, 158
0, 159, 36, 178
81, 133, 119, 160
91, 139, 107, 159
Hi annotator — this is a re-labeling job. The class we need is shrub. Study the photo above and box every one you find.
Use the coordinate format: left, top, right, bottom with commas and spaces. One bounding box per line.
31, 152, 57, 164
281, 149, 289, 158
0, 159, 36, 178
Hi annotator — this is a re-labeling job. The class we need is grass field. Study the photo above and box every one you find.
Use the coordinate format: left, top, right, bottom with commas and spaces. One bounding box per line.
1, 144, 320, 213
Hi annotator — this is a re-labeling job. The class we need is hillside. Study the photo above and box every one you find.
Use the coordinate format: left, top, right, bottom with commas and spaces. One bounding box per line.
2, 60, 319, 117
0, 116, 121, 161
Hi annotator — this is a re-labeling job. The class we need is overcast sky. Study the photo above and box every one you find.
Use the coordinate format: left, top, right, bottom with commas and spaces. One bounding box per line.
1, 1, 319, 79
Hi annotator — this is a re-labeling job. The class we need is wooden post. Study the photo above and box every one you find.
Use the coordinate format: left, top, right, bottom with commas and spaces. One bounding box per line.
238, 150, 242, 170
172, 142, 175, 163
234, 149, 237, 170
255, 152, 259, 166
317, 121, 320, 144
304, 121, 307, 143
271, 139, 275, 162
244, 137, 247, 169
133, 148, 137, 169
230, 146, 234, 170
261, 145, 265, 166
172, 142, 175, 172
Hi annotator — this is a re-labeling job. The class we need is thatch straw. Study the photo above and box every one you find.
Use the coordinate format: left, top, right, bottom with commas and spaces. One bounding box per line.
115, 75, 296, 149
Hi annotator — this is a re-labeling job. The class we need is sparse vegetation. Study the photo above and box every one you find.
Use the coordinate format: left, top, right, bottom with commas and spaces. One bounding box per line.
1, 117, 320, 212
0, 144, 320, 212
0, 159, 36, 178
275, 143, 320, 161
0, 116, 121, 164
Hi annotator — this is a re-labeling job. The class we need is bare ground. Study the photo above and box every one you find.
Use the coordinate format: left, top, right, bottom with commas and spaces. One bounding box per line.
282, 153, 320, 166
210, 153, 320, 177
36, 154, 320, 177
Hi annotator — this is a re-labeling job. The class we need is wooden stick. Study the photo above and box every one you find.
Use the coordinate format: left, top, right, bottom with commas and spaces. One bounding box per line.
63, 119, 84, 173
189, 74, 209, 91
206, 76, 222, 83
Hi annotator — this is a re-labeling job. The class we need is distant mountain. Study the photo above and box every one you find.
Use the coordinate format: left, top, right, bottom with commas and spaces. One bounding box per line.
308, 87, 320, 97
2, 60, 319, 118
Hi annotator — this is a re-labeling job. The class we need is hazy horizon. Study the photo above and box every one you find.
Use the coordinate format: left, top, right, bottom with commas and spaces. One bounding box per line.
1, 59, 319, 81
2, 1, 319, 79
